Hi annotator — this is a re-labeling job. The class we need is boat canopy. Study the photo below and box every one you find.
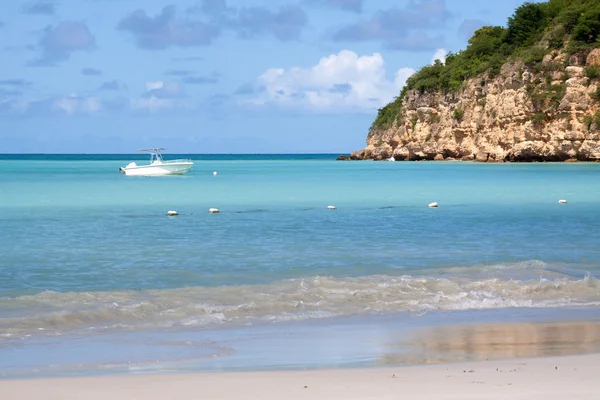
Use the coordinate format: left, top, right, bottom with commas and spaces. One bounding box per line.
137, 148, 165, 163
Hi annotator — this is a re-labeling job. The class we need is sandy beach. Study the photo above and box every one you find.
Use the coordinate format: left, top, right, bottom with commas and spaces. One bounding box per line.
3, 313, 600, 399
2, 353, 598, 400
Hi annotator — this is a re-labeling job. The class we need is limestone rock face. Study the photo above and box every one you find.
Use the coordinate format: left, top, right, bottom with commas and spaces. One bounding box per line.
587, 49, 600, 67
352, 50, 600, 162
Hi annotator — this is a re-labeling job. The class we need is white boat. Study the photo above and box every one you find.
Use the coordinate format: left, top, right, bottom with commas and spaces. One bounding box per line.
119, 148, 193, 176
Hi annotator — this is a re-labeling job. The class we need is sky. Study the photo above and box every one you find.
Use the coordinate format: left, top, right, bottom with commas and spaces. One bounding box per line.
0, 0, 530, 153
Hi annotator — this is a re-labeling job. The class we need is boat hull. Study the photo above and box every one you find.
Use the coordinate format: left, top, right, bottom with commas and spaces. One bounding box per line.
120, 162, 193, 176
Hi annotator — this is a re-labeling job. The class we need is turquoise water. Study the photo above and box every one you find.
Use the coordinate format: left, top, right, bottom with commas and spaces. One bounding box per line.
1, 156, 600, 375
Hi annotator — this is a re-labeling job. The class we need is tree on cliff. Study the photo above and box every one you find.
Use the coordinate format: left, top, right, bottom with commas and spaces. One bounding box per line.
572, 8, 600, 44
371, 0, 600, 133
506, 2, 547, 46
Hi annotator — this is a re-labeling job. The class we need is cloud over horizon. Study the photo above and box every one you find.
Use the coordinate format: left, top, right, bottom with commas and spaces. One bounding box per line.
331, 0, 450, 51
183, 73, 219, 85
82, 67, 102, 76
0, 79, 31, 98
192, 0, 308, 41
117, 5, 220, 50
303, 0, 363, 13
29, 21, 96, 66
0, 79, 32, 87
53, 94, 102, 115
99, 80, 127, 91
226, 5, 307, 41
241, 49, 415, 113
22, 1, 56, 16
129, 80, 189, 112
118, 1, 308, 50
458, 18, 487, 40
430, 48, 448, 64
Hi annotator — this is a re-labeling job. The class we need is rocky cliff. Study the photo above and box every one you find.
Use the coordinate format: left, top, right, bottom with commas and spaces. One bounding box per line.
348, 48, 600, 162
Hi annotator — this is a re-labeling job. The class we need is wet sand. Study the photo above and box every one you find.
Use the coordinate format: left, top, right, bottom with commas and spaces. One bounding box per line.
3, 309, 600, 377
2, 317, 600, 399
384, 319, 600, 364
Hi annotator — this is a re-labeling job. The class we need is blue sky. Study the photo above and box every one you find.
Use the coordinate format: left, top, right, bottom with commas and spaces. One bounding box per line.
0, 0, 528, 153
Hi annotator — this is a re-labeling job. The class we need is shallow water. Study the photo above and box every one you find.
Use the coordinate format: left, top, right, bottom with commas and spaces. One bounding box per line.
1, 156, 600, 375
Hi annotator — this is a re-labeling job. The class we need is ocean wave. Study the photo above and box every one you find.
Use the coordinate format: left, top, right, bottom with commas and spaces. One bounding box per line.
1, 262, 599, 337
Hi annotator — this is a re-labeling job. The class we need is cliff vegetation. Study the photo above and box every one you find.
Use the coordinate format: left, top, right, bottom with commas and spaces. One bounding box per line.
349, 0, 600, 162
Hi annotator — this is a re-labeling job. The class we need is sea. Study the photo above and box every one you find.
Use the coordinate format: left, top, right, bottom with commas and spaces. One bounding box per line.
1, 154, 600, 377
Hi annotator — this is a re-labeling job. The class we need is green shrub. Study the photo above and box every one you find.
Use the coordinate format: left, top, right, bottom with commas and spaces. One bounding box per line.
582, 113, 600, 131
549, 84, 566, 106
566, 40, 595, 55
547, 25, 567, 49
411, 115, 418, 129
585, 65, 600, 79
572, 7, 600, 44
453, 108, 464, 120
584, 115, 594, 130
530, 82, 566, 112
506, 2, 547, 47
557, 4, 586, 32
524, 46, 548, 66
370, 97, 402, 132
539, 61, 564, 72
532, 112, 547, 125
428, 114, 441, 124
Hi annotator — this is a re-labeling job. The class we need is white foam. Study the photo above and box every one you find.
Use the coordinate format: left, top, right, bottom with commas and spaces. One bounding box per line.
3, 267, 599, 338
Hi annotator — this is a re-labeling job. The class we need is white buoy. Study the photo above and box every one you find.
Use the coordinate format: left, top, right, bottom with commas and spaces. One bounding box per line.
327, 205, 336, 210
167, 210, 179, 216
428, 202, 438, 208
558, 199, 567, 204
213, 171, 217, 176
209, 208, 219, 213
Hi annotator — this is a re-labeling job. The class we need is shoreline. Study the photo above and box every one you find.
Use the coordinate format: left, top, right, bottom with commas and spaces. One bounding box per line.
3, 308, 600, 380
336, 154, 600, 162
2, 353, 599, 399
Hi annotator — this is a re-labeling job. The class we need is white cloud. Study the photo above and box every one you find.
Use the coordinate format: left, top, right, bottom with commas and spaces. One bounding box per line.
145, 81, 164, 91
130, 80, 188, 112
129, 97, 178, 113
0, 94, 105, 116
53, 94, 102, 115
2, 98, 33, 114
243, 49, 416, 113
431, 48, 447, 65
394, 67, 416, 88
146, 81, 184, 98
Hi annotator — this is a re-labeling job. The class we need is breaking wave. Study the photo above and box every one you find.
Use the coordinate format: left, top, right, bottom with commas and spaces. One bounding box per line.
1, 261, 599, 338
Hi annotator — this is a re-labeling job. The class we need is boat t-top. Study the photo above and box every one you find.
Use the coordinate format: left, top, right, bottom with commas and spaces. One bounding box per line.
119, 148, 193, 176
